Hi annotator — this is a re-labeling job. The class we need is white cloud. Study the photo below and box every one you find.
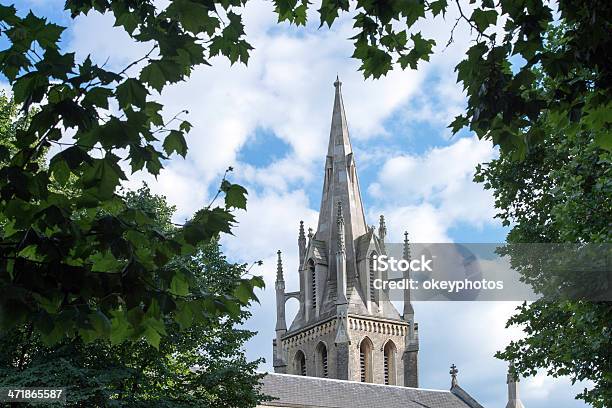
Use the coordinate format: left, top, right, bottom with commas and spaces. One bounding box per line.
368, 136, 498, 242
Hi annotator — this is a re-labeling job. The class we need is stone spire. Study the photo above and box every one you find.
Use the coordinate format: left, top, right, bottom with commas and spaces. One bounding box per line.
316, 77, 368, 286
506, 365, 526, 408
378, 215, 387, 251
450, 364, 459, 388
402, 231, 414, 319
273, 250, 287, 372
275, 250, 286, 330
298, 220, 306, 266
402, 231, 411, 260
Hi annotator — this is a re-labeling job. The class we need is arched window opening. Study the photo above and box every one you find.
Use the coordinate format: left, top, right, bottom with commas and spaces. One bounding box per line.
369, 251, 377, 303
359, 337, 373, 383
295, 350, 306, 376
316, 342, 328, 378
383, 341, 397, 385
308, 260, 316, 309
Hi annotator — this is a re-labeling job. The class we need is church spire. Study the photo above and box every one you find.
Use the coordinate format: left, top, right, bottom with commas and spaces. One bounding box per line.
316, 78, 368, 284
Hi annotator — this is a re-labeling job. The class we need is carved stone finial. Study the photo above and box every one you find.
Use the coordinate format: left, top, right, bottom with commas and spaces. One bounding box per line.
450, 364, 459, 387
299, 220, 305, 239
379, 215, 386, 231
334, 75, 342, 89
403, 231, 411, 261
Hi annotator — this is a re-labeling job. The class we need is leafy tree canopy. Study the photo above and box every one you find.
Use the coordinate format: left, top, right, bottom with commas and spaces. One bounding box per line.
0, 6, 260, 347
475, 23, 611, 408
0, 182, 268, 407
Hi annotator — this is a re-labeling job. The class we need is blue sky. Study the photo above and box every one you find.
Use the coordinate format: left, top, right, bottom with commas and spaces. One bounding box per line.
4, 1, 591, 407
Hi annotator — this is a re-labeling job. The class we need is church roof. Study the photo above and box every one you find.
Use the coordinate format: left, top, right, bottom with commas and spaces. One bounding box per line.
259, 373, 484, 408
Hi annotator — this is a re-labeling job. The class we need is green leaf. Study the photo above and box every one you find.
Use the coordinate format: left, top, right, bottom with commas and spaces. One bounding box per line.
145, 102, 164, 126
114, 7, 140, 34
449, 115, 468, 133
110, 310, 131, 345
402, 0, 426, 26
170, 273, 190, 296
81, 156, 127, 198
140, 62, 166, 92
471, 9, 497, 32
163, 130, 188, 157
221, 181, 248, 209
594, 133, 612, 152
50, 156, 70, 185
166, 0, 219, 35
83, 87, 112, 109
318, 0, 349, 27
18, 244, 43, 261
116, 78, 148, 109
174, 301, 193, 329
429, 0, 447, 17
180, 120, 192, 133
143, 325, 162, 349
234, 280, 253, 304
89, 250, 123, 273
39, 25, 64, 50
32, 292, 64, 314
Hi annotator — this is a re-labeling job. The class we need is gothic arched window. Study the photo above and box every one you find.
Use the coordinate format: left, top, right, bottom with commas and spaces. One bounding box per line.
316, 342, 328, 378
308, 259, 316, 309
383, 340, 397, 385
369, 251, 377, 303
295, 350, 306, 376
359, 337, 373, 383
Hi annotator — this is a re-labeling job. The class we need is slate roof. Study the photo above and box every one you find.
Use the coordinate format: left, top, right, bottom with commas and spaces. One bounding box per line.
259, 373, 484, 408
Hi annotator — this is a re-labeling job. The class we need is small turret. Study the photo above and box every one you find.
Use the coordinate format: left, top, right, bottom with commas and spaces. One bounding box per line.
273, 250, 287, 372
403, 231, 419, 387
378, 215, 387, 252
506, 365, 526, 408
298, 221, 306, 266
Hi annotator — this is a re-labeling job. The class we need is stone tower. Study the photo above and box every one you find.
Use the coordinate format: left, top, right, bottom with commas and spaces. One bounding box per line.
273, 78, 419, 387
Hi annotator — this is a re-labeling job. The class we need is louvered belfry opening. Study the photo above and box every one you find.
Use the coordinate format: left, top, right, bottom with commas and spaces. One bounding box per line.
321, 346, 328, 378
384, 353, 389, 384
360, 350, 366, 382
359, 338, 373, 383
369, 252, 377, 303
315, 342, 329, 378
308, 260, 316, 309
383, 340, 397, 385
311, 268, 316, 308
295, 351, 306, 376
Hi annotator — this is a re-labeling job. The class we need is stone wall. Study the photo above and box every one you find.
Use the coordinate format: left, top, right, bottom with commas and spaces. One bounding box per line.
280, 315, 413, 386
346, 316, 408, 385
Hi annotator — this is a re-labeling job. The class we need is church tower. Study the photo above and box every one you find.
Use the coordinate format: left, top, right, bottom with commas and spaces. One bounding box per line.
273, 78, 419, 387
